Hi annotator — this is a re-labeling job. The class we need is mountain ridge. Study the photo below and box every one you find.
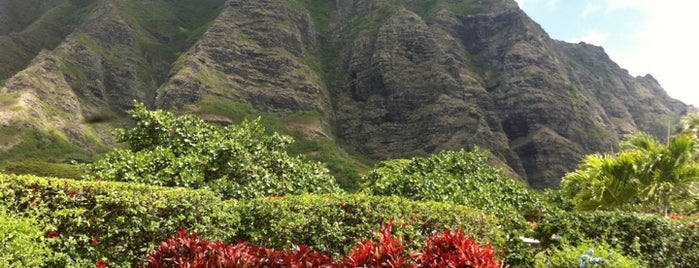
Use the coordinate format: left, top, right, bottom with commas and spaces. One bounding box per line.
0, 0, 687, 188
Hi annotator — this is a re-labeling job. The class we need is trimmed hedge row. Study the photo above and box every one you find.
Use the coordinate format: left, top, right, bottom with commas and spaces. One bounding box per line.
0, 209, 50, 267
535, 211, 699, 267
235, 194, 506, 256
0, 174, 239, 267
0, 174, 509, 267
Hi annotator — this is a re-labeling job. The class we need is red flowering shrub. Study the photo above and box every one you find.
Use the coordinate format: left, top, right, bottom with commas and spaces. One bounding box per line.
411, 229, 500, 268
143, 229, 335, 268
145, 229, 243, 268
47, 230, 59, 239
96, 259, 108, 268
145, 223, 503, 268
338, 221, 415, 268
670, 214, 684, 220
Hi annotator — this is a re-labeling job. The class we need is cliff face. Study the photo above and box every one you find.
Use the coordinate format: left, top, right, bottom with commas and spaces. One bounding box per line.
0, 0, 687, 188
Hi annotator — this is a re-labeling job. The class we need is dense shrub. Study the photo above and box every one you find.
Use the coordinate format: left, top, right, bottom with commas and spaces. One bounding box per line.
143, 229, 335, 268
359, 148, 552, 266
535, 211, 699, 267
361, 148, 553, 226
86, 102, 342, 199
0, 174, 239, 267
412, 228, 501, 268
340, 221, 414, 267
534, 240, 645, 268
233, 194, 505, 257
145, 223, 502, 268
0, 209, 50, 267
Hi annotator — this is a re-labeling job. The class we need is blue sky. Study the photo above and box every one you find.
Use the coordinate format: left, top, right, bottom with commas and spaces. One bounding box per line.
514, 0, 698, 107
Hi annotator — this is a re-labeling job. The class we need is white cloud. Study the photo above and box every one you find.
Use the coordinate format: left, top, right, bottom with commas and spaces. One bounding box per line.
545, 0, 558, 10
605, 1, 699, 106
604, 0, 643, 13
581, 2, 602, 17
517, 0, 699, 105
567, 29, 611, 46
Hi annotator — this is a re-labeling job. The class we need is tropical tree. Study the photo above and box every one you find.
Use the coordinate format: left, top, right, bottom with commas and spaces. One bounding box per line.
560, 151, 643, 211
623, 132, 699, 215
562, 132, 699, 215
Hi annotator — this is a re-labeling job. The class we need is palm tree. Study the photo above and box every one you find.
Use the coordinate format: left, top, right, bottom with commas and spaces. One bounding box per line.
564, 132, 699, 215
622, 132, 699, 216
561, 151, 642, 211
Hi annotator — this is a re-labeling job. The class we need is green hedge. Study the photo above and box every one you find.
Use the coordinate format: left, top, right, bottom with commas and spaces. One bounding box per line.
0, 174, 239, 267
360, 149, 555, 231
0, 173, 526, 266
0, 209, 50, 267
234, 194, 506, 257
535, 211, 699, 267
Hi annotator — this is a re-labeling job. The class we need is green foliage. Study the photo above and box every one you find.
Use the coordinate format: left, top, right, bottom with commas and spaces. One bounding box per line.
2, 160, 84, 179
561, 151, 644, 211
359, 148, 554, 266
542, 188, 576, 212
0, 174, 239, 267
562, 132, 699, 215
0, 209, 50, 267
679, 113, 699, 141
535, 211, 699, 267
193, 96, 370, 191
86, 102, 342, 199
360, 148, 553, 226
233, 194, 505, 257
535, 240, 645, 268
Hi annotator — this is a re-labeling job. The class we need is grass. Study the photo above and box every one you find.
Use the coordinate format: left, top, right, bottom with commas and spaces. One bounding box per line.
0, 127, 93, 163
0, 0, 96, 81
1, 160, 84, 179
115, 0, 226, 65
400, 0, 488, 19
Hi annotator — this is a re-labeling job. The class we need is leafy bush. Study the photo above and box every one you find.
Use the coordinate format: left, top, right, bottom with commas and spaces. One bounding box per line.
143, 229, 335, 268
145, 223, 502, 268
361, 148, 553, 225
535, 211, 699, 267
233, 194, 505, 257
534, 240, 645, 268
412, 228, 501, 268
359, 148, 553, 266
86, 102, 342, 199
0, 174, 239, 267
0, 209, 50, 267
340, 221, 414, 267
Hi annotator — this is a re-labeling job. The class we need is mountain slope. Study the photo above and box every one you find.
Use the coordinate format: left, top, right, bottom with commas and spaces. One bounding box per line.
0, 0, 687, 188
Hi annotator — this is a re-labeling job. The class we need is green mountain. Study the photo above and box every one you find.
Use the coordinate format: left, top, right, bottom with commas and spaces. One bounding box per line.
0, 0, 687, 188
